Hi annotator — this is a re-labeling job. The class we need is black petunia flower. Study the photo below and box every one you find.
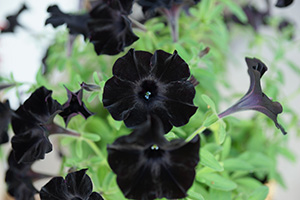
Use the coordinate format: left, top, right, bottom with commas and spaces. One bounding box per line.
0, 4, 28, 33
103, 49, 197, 133
59, 86, 94, 126
107, 116, 200, 200
88, 0, 139, 55
11, 86, 62, 135
11, 86, 79, 163
0, 100, 11, 145
5, 151, 49, 200
40, 169, 103, 200
45, 5, 90, 39
275, 0, 294, 8
218, 57, 286, 135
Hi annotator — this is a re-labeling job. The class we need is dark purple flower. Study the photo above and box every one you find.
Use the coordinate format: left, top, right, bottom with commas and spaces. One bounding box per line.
88, 0, 139, 55
11, 86, 79, 163
45, 5, 90, 39
40, 169, 103, 200
5, 151, 49, 200
103, 49, 197, 133
11, 86, 62, 135
218, 57, 286, 135
107, 116, 200, 200
0, 100, 11, 145
0, 4, 28, 33
11, 126, 53, 163
59, 86, 93, 126
275, 0, 294, 7
229, 5, 269, 31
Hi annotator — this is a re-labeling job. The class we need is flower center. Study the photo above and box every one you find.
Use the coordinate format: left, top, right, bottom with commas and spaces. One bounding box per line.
151, 144, 159, 150
138, 80, 158, 102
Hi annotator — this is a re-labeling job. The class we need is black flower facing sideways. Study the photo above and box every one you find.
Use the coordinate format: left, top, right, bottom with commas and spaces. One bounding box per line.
275, 0, 294, 7
45, 5, 90, 39
103, 48, 197, 133
137, 0, 199, 12
5, 151, 49, 200
59, 86, 93, 126
0, 100, 11, 144
218, 57, 287, 135
88, 0, 139, 55
11, 86, 62, 135
40, 169, 103, 200
107, 116, 200, 200
0, 3, 28, 33
11, 86, 64, 163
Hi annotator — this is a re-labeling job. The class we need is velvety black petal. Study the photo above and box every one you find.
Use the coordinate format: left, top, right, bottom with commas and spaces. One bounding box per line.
107, 116, 200, 199
0, 100, 11, 144
65, 169, 93, 198
151, 50, 190, 82
45, 5, 90, 38
5, 152, 37, 200
59, 87, 93, 126
11, 127, 52, 163
106, 0, 134, 15
11, 86, 62, 135
113, 49, 153, 82
165, 100, 197, 126
103, 76, 136, 120
218, 57, 286, 135
88, 2, 139, 55
40, 177, 69, 200
123, 105, 148, 129
40, 169, 103, 200
275, 0, 293, 7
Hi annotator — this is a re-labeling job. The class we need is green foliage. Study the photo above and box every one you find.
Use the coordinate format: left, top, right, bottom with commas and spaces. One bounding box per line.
1, 0, 299, 199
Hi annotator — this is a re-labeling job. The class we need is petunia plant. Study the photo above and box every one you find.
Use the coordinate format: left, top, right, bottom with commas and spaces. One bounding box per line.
0, 0, 299, 200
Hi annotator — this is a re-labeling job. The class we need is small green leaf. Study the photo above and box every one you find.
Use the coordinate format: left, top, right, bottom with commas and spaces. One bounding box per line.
201, 94, 216, 111
187, 190, 205, 200
248, 185, 269, 200
102, 172, 115, 191
200, 149, 223, 172
221, 0, 247, 23
223, 158, 255, 171
197, 173, 237, 191
209, 188, 231, 200
82, 133, 101, 142
87, 92, 98, 103
93, 72, 100, 85
76, 139, 83, 158
60, 137, 75, 146
221, 136, 231, 160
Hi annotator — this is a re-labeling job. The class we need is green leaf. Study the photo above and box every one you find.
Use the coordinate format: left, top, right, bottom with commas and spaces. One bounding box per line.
278, 146, 296, 162
82, 133, 101, 142
201, 94, 216, 111
248, 186, 269, 200
200, 149, 223, 172
187, 190, 205, 200
223, 158, 255, 171
234, 177, 263, 191
102, 172, 115, 191
88, 92, 98, 103
93, 72, 100, 85
209, 188, 231, 200
60, 137, 75, 146
221, 136, 231, 160
197, 173, 237, 191
76, 139, 83, 158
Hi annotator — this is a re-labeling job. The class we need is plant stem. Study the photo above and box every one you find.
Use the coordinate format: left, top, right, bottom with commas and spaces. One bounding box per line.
129, 16, 147, 32
185, 125, 206, 142
46, 122, 81, 137
161, 5, 181, 42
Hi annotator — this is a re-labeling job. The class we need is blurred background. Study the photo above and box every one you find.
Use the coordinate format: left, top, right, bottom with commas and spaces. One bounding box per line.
0, 0, 300, 199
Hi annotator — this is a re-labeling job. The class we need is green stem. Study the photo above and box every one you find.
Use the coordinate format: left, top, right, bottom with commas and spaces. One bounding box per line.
185, 125, 206, 142
84, 138, 104, 159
